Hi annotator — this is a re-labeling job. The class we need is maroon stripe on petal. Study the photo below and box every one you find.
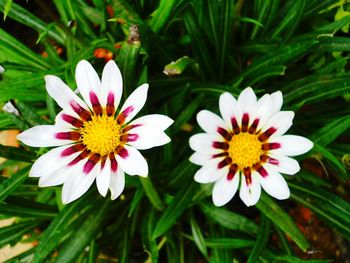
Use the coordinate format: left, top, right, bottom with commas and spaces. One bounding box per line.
260, 154, 268, 163
258, 127, 277, 142
101, 155, 107, 170
55, 131, 80, 141
83, 153, 101, 174
117, 147, 129, 159
122, 124, 142, 133
217, 127, 232, 141
117, 106, 134, 125
212, 142, 229, 150
262, 142, 281, 151
231, 117, 240, 134
244, 167, 252, 185
61, 143, 85, 157
212, 152, 228, 158
90, 92, 103, 115
68, 149, 90, 166
268, 157, 279, 165
109, 153, 118, 172
106, 92, 115, 116
61, 114, 84, 128
241, 113, 249, 132
70, 101, 91, 121
254, 163, 268, 177
217, 157, 232, 169
227, 164, 238, 180
127, 133, 139, 142
248, 118, 259, 134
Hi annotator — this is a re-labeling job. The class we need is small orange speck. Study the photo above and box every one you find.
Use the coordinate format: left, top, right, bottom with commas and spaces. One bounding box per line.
94, 48, 114, 62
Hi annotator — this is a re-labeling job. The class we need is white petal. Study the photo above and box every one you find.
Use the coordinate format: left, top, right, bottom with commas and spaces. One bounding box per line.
268, 154, 300, 175
75, 60, 101, 109
270, 135, 314, 157
219, 92, 241, 130
270, 91, 283, 115
45, 75, 88, 116
29, 145, 81, 178
189, 152, 212, 166
17, 125, 73, 147
196, 110, 226, 134
189, 133, 224, 154
239, 172, 261, 207
38, 166, 68, 187
130, 114, 174, 131
259, 165, 290, 200
212, 171, 240, 206
100, 60, 123, 109
116, 145, 148, 176
96, 158, 111, 197
194, 158, 228, 183
126, 126, 171, 150
109, 165, 125, 200
262, 111, 294, 137
238, 87, 257, 115
252, 94, 273, 130
119, 84, 148, 123
61, 160, 97, 204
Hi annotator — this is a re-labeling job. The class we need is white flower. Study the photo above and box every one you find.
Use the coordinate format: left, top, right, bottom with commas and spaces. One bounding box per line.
17, 60, 173, 204
189, 87, 313, 207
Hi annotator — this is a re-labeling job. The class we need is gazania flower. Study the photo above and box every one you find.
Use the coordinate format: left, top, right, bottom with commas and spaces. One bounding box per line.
17, 60, 173, 204
189, 87, 313, 207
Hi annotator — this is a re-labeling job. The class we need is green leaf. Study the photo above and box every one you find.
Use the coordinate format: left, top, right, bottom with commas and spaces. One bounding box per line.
2, 0, 11, 20
0, 166, 30, 202
149, 0, 178, 33
139, 176, 164, 211
152, 182, 196, 239
204, 238, 255, 249
190, 212, 208, 257
247, 214, 270, 263
0, 144, 36, 162
163, 56, 195, 76
256, 194, 309, 252
0, 220, 39, 248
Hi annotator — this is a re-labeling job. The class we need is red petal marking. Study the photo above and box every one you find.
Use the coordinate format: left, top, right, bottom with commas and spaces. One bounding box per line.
70, 101, 91, 121
227, 164, 238, 180
212, 152, 228, 158
212, 141, 229, 150
61, 144, 85, 157
106, 92, 115, 116
55, 131, 80, 141
122, 124, 142, 133
262, 142, 281, 151
260, 154, 268, 163
83, 153, 101, 174
231, 117, 240, 134
217, 157, 232, 169
245, 172, 252, 185
127, 133, 139, 142
268, 157, 279, 165
241, 113, 249, 132
109, 153, 118, 172
217, 127, 232, 141
68, 149, 90, 166
258, 127, 277, 142
118, 147, 129, 159
61, 114, 84, 128
117, 106, 134, 125
101, 156, 107, 170
248, 118, 259, 134
254, 164, 268, 177
89, 92, 103, 115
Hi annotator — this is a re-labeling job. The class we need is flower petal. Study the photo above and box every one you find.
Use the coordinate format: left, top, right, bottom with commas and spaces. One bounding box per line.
270, 91, 283, 115
252, 94, 273, 129
262, 111, 295, 137
194, 158, 228, 183
119, 84, 148, 124
100, 60, 123, 110
29, 145, 81, 178
17, 125, 73, 147
259, 165, 290, 200
189, 152, 212, 166
196, 110, 226, 134
38, 166, 68, 187
130, 114, 174, 131
219, 92, 241, 130
126, 126, 171, 150
116, 145, 148, 176
109, 165, 125, 200
212, 171, 240, 206
268, 154, 300, 175
96, 158, 111, 197
75, 60, 101, 109
270, 135, 313, 157
189, 133, 224, 155
45, 75, 89, 116
239, 172, 261, 207
238, 87, 257, 115
61, 159, 97, 204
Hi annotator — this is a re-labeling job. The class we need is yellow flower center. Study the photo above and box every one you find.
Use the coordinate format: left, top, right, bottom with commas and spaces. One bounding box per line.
80, 115, 121, 156
228, 132, 263, 169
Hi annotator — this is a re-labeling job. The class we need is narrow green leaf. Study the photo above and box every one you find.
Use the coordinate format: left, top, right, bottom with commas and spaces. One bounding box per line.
190, 212, 208, 257
149, 0, 178, 32
2, 0, 11, 20
205, 238, 255, 249
139, 176, 164, 211
152, 182, 196, 239
0, 220, 39, 248
256, 194, 309, 252
0, 145, 36, 162
0, 166, 30, 202
0, 202, 57, 219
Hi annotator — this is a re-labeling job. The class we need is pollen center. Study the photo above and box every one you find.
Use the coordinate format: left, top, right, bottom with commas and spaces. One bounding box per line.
228, 132, 263, 169
80, 115, 121, 156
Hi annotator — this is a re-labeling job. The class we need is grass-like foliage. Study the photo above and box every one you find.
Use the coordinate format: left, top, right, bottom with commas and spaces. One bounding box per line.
1, 0, 350, 262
